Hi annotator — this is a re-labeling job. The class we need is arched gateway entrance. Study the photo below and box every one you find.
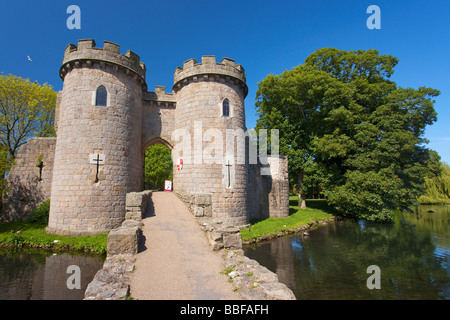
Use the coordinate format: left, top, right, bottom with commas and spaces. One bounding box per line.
142, 141, 173, 192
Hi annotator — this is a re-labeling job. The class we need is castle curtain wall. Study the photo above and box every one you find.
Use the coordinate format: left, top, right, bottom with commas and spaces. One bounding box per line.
2, 137, 56, 221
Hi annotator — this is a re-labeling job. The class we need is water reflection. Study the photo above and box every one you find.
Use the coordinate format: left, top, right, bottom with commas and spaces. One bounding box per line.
0, 249, 104, 300
244, 205, 450, 300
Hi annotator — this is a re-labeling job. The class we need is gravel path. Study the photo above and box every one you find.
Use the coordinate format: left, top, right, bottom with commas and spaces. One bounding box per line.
129, 192, 242, 300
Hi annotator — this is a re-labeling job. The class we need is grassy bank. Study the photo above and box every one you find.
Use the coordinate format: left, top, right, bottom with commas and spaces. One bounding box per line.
0, 200, 107, 254
240, 197, 336, 242
0, 221, 107, 255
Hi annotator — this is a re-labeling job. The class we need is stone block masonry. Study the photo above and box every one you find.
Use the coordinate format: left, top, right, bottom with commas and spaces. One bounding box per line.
2, 137, 56, 221
200, 219, 243, 251
106, 191, 151, 255
125, 190, 152, 221
106, 222, 141, 256
85, 191, 149, 300
221, 250, 296, 300
247, 155, 289, 220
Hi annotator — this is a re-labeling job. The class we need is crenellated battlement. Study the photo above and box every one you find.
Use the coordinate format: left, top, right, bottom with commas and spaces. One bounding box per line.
60, 39, 147, 89
142, 86, 176, 108
173, 55, 247, 97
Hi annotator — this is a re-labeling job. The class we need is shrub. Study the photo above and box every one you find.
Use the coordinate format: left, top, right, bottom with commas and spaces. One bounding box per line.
26, 199, 50, 225
6, 233, 24, 246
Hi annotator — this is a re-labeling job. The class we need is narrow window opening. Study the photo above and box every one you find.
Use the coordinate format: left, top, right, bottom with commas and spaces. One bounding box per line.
95, 86, 107, 106
223, 99, 230, 117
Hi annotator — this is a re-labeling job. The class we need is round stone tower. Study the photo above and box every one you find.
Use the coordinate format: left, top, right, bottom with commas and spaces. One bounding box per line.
47, 39, 147, 236
172, 56, 249, 227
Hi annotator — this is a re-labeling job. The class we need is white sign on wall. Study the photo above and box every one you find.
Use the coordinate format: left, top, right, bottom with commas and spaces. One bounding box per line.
164, 180, 173, 192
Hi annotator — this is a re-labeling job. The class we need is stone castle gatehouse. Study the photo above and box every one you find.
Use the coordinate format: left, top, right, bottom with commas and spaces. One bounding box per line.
3, 39, 289, 236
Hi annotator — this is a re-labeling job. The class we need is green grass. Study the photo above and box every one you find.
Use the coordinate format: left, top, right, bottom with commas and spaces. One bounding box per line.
240, 197, 335, 242
0, 221, 107, 255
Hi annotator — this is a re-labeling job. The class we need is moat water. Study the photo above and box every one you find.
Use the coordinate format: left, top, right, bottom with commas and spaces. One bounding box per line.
0, 249, 104, 300
244, 205, 449, 300
1, 206, 448, 300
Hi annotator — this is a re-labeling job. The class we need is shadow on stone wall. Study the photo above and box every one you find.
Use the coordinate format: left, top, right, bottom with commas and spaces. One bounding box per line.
2, 175, 45, 221
247, 164, 272, 220
247, 155, 290, 221
2, 137, 56, 222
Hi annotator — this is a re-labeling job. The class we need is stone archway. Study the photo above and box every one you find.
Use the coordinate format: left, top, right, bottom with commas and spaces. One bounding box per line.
142, 137, 173, 152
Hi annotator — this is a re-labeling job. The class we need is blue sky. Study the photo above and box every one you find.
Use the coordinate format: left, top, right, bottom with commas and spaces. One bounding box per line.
1, 0, 449, 163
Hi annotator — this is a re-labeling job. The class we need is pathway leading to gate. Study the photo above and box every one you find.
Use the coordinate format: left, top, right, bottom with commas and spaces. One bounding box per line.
129, 191, 242, 300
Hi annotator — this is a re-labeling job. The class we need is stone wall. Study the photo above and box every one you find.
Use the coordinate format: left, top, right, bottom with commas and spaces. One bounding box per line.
247, 156, 289, 220
221, 250, 296, 300
125, 190, 152, 221
175, 192, 213, 218
200, 219, 243, 251
2, 137, 56, 221
142, 87, 176, 150
85, 190, 149, 300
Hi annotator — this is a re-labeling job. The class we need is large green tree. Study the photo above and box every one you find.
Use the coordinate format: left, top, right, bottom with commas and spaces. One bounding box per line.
256, 61, 352, 208
255, 48, 440, 221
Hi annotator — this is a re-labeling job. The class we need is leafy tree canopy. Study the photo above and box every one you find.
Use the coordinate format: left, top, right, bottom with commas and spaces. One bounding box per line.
255, 48, 441, 221
418, 162, 450, 205
0, 74, 56, 160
